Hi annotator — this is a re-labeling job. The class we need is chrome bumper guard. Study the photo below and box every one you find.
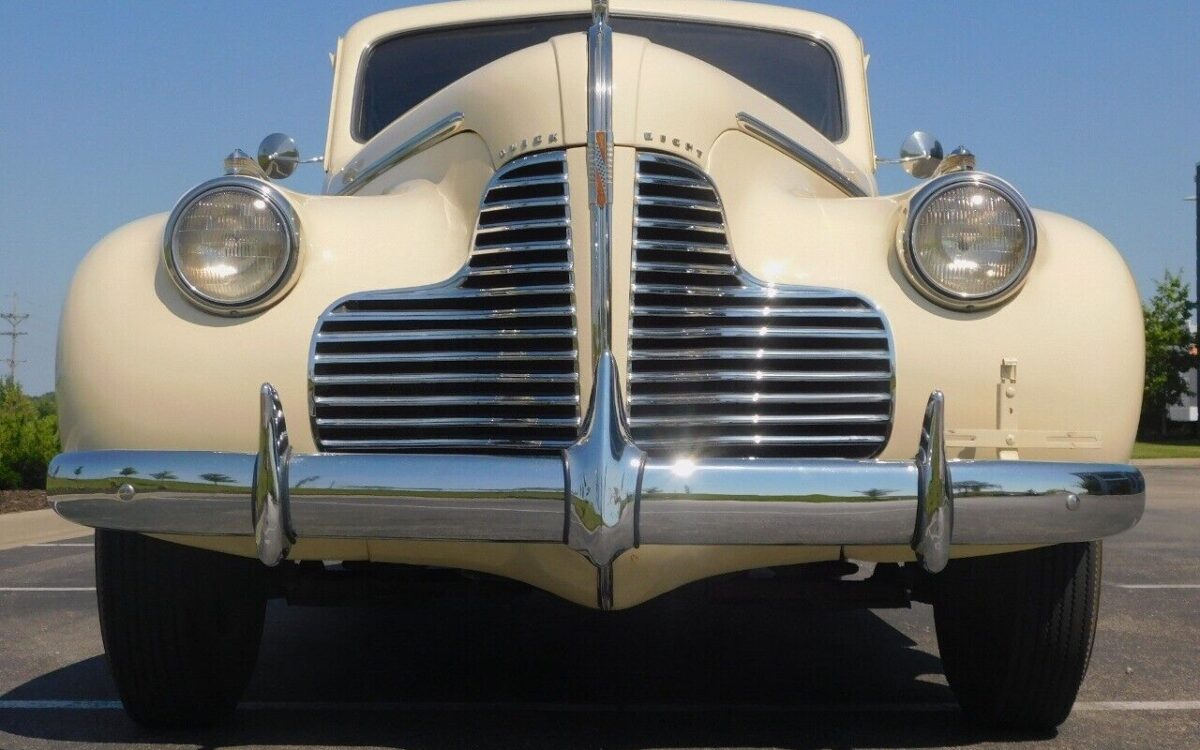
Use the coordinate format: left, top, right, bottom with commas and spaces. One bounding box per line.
49, 354, 1145, 584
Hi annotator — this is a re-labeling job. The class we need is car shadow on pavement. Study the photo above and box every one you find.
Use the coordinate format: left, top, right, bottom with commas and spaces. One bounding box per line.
0, 586, 1056, 748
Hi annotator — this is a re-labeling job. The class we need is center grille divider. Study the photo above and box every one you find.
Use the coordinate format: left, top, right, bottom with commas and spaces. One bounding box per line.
629, 151, 895, 458
310, 151, 581, 451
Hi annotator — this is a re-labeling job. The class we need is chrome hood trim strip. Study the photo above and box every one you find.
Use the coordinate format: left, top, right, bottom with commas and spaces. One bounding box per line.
586, 1, 614, 361
563, 2, 643, 604
736, 112, 869, 198
336, 112, 465, 196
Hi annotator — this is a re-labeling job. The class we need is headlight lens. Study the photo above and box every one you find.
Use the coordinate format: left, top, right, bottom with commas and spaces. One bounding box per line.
902, 173, 1036, 309
165, 178, 299, 314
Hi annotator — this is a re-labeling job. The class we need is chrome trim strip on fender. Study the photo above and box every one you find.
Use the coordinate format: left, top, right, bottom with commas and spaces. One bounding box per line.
336, 112, 466, 195
735, 112, 869, 198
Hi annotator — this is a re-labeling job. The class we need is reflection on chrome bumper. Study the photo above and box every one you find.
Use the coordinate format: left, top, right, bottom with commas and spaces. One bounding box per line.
50, 380, 1145, 583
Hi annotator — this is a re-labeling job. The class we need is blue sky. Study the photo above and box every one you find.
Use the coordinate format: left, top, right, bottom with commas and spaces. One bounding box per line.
1, 0, 1197, 395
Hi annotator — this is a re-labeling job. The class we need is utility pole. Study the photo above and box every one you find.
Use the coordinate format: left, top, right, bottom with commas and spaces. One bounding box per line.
1192, 162, 1199, 324
1191, 163, 1199, 434
0, 294, 29, 386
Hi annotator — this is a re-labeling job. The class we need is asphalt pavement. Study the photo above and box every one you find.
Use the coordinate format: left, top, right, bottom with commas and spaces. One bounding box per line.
0, 465, 1196, 749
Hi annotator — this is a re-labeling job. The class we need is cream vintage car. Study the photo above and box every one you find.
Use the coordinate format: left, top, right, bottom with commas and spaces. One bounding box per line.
49, 0, 1145, 732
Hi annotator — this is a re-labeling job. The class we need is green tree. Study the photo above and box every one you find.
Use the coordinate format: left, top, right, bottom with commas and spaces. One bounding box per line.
200, 472, 235, 487
28, 392, 56, 419
1141, 271, 1195, 437
0, 381, 61, 490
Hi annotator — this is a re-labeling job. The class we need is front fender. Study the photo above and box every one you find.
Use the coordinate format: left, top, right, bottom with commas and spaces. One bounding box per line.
57, 140, 493, 453
709, 138, 1143, 462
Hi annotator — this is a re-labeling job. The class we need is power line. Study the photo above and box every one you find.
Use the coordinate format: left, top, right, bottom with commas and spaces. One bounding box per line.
1, 294, 29, 386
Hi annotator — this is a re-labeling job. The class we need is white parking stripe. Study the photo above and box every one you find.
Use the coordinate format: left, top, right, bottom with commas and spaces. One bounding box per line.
0, 587, 96, 592
28, 543, 93, 547
0, 701, 121, 710
0, 700, 1197, 712
1111, 584, 1200, 589
1075, 701, 1200, 711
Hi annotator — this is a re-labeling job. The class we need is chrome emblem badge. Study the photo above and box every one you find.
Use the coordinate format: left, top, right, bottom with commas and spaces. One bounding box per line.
497, 133, 559, 160
643, 132, 703, 159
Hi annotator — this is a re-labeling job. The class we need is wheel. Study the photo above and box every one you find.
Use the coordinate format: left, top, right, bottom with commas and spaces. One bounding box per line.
95, 529, 267, 728
932, 542, 1101, 731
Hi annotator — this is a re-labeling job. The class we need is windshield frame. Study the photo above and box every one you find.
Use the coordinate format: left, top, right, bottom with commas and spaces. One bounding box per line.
350, 13, 849, 146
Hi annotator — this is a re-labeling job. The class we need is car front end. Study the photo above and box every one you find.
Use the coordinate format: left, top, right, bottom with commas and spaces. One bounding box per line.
47, 0, 1145, 730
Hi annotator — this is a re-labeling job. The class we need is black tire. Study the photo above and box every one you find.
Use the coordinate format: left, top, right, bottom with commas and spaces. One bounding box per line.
932, 542, 1101, 731
95, 529, 267, 728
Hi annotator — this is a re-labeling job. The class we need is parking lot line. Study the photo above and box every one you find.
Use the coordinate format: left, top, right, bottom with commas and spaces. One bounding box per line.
0, 700, 1197, 712
1111, 584, 1200, 589
27, 543, 93, 547
0, 701, 120, 710
0, 587, 96, 592
1075, 701, 1200, 711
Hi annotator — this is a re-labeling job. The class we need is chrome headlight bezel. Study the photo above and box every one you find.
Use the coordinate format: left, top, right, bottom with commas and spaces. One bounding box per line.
899, 172, 1037, 311
163, 176, 301, 316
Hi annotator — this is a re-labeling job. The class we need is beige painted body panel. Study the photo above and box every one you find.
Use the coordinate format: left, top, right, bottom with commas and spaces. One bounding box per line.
58, 134, 493, 455
60, 0, 1143, 609
154, 533, 1028, 610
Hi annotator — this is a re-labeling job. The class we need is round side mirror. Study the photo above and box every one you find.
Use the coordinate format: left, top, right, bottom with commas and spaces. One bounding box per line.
900, 132, 944, 179
258, 133, 300, 180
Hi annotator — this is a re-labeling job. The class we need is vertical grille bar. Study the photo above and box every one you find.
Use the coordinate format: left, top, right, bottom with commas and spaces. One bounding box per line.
310, 151, 581, 451
629, 152, 894, 458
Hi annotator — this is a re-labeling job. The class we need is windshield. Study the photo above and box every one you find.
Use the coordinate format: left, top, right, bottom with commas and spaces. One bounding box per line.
356, 16, 845, 143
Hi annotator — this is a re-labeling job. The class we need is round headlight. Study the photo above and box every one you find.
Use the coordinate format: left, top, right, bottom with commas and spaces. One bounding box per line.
164, 177, 300, 315
900, 172, 1036, 310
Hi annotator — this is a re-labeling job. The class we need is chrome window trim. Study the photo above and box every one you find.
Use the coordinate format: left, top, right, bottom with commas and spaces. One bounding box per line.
899, 171, 1038, 311
336, 112, 465, 195
162, 176, 302, 317
735, 112, 869, 198
349, 14, 849, 146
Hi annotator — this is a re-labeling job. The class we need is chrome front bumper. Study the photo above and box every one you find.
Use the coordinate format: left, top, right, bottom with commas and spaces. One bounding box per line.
49, 354, 1145, 592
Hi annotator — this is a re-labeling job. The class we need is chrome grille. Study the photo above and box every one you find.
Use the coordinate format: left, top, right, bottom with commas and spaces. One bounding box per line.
310, 151, 580, 451
629, 152, 893, 458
